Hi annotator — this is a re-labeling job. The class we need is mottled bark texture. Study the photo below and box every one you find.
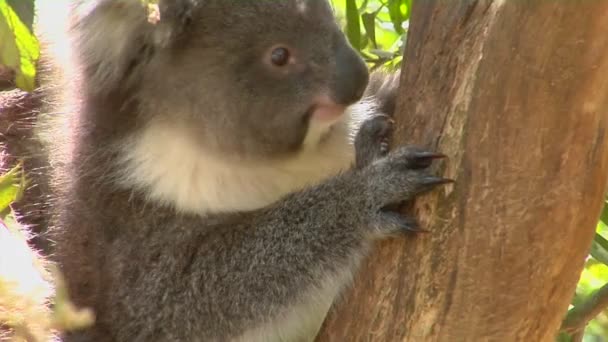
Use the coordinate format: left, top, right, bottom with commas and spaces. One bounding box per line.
317, 0, 608, 341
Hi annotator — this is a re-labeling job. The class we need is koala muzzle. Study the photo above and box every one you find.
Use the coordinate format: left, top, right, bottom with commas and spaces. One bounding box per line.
332, 40, 370, 106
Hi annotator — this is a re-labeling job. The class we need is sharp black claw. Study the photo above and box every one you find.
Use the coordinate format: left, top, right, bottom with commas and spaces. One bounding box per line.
379, 211, 430, 235
407, 151, 447, 169
401, 221, 430, 233
421, 176, 455, 186
412, 151, 447, 159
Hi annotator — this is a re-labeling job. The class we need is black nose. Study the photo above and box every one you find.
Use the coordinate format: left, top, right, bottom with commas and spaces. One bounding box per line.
332, 36, 370, 105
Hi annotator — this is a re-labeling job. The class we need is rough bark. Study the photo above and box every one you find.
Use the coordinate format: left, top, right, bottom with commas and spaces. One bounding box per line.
317, 1, 608, 341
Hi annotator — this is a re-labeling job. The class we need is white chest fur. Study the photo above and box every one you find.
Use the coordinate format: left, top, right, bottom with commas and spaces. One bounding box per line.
115, 100, 377, 341
116, 115, 356, 214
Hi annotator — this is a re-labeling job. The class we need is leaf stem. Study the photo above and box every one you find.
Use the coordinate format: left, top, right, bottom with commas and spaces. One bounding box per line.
561, 282, 608, 334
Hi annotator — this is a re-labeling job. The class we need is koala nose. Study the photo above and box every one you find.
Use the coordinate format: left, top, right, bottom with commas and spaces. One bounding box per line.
332, 37, 370, 105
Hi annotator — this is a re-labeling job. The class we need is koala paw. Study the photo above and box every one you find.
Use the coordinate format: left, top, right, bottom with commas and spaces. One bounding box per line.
364, 145, 452, 211
362, 146, 452, 237
355, 114, 394, 169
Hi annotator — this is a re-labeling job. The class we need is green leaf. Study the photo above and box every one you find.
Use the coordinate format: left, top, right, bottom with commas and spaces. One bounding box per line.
0, 163, 26, 218
345, 0, 361, 51
387, 0, 406, 34
403, 0, 413, 19
362, 12, 377, 48
6, 0, 34, 30
555, 331, 573, 342
591, 233, 608, 266
600, 200, 608, 225
330, 0, 409, 68
0, 0, 40, 91
358, 0, 369, 13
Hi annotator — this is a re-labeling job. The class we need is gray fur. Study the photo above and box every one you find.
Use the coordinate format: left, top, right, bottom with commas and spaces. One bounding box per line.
35, 1, 450, 341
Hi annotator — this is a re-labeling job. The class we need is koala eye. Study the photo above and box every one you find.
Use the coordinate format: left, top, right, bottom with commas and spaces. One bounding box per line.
270, 47, 291, 67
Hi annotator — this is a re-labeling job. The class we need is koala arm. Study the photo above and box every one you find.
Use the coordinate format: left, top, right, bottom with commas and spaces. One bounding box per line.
88, 120, 449, 342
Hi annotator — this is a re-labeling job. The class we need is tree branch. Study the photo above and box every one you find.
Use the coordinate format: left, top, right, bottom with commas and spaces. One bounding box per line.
317, 1, 608, 340
570, 330, 585, 342
562, 282, 608, 334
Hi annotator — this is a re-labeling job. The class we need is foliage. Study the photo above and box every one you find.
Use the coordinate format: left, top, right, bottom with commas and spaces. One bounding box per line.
0, 163, 94, 341
575, 201, 608, 340
330, 0, 409, 70
0, 0, 607, 341
0, 0, 38, 91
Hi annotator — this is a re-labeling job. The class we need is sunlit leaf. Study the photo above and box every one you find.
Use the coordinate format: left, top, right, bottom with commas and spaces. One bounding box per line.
345, 0, 361, 50
0, 163, 26, 218
329, 0, 409, 68
362, 12, 377, 48
6, 0, 34, 30
387, 0, 406, 34
591, 233, 608, 266
600, 200, 608, 225
0, 0, 40, 91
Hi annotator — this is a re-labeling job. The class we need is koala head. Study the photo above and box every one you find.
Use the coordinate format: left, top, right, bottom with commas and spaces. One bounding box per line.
74, 0, 369, 161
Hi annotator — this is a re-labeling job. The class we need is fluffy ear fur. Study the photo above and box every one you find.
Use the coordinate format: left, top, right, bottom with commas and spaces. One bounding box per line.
154, 0, 199, 47
71, 0, 152, 92
72, 0, 199, 94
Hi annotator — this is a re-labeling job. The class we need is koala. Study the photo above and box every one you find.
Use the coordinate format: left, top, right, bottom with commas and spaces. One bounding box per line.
9, 0, 452, 341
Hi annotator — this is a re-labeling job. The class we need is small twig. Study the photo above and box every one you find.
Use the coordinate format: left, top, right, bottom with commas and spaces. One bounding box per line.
561, 282, 608, 334
570, 330, 585, 342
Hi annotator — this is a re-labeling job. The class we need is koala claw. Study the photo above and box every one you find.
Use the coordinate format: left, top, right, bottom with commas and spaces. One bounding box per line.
365, 146, 453, 209
406, 151, 447, 169
420, 176, 455, 186
373, 211, 429, 237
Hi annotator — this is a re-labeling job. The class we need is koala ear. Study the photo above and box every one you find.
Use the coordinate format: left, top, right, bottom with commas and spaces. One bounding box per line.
152, 0, 199, 48
70, 0, 199, 93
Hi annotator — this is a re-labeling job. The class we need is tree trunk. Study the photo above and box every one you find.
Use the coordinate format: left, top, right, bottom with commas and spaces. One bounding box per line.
317, 1, 608, 341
